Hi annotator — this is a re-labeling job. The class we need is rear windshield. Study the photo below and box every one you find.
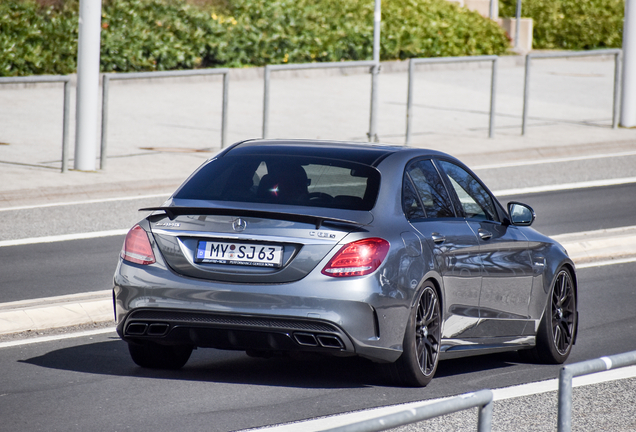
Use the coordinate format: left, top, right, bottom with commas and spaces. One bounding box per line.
174, 155, 381, 211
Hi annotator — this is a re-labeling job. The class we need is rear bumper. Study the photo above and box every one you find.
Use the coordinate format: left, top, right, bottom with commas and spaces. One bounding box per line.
117, 307, 355, 355
114, 260, 404, 362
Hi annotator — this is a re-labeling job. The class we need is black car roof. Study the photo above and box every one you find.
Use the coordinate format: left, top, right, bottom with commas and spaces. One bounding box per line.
224, 139, 405, 167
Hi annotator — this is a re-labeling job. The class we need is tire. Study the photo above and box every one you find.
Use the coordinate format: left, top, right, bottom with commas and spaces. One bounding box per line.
523, 267, 577, 364
128, 342, 193, 370
391, 283, 441, 387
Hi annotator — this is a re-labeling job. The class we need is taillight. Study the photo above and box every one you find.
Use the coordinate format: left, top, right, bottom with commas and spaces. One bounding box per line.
322, 238, 390, 277
121, 225, 156, 265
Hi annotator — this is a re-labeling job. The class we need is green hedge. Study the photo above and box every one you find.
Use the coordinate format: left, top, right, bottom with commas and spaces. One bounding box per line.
499, 0, 624, 50
2, 0, 511, 77
0, 1, 78, 76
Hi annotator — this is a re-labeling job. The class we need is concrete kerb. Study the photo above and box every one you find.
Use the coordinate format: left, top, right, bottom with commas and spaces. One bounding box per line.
1, 231, 635, 337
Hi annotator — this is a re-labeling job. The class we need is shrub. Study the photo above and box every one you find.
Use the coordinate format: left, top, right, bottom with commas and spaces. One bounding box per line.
0, 1, 78, 76
499, 0, 624, 50
100, 0, 227, 71
216, 0, 509, 67
3, 0, 510, 76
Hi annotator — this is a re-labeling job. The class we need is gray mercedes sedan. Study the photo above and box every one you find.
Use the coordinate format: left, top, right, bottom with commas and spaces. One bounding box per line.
113, 139, 578, 387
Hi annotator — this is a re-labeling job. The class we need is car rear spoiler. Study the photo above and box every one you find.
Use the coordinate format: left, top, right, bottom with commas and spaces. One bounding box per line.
139, 206, 365, 230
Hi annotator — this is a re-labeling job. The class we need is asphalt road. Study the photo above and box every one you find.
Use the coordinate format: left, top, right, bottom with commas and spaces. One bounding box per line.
1, 182, 634, 303
1, 262, 634, 432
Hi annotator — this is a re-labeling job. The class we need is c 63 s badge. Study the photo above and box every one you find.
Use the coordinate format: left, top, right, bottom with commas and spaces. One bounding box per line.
155, 222, 181, 227
310, 231, 336, 239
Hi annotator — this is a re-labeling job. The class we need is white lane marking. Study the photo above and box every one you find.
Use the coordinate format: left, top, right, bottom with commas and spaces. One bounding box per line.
0, 327, 116, 349
551, 225, 636, 242
577, 257, 636, 269
0, 193, 171, 212
472, 150, 636, 170
0, 150, 634, 213
242, 366, 636, 431
493, 177, 636, 197
0, 229, 128, 248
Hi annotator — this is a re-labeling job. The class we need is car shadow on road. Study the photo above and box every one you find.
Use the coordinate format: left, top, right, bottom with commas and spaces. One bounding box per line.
20, 337, 527, 390
19, 337, 381, 389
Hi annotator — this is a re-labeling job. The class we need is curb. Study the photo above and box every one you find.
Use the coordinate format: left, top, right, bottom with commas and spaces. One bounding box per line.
1, 231, 635, 337
0, 291, 113, 336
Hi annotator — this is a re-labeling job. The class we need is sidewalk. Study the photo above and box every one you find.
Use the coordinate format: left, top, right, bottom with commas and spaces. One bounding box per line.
2, 56, 635, 208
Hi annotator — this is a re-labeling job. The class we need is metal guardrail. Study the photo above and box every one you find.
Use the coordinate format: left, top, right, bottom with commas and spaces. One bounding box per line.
522, 49, 622, 135
262, 60, 377, 140
0, 75, 72, 173
405, 55, 499, 145
100, 68, 230, 170
557, 350, 636, 432
321, 389, 494, 432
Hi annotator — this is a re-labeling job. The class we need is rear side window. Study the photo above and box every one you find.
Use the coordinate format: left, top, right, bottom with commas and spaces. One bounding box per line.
174, 155, 380, 211
404, 159, 455, 219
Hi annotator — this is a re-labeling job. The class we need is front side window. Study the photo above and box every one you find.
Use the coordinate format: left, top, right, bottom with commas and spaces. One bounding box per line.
437, 160, 498, 221
404, 159, 455, 219
174, 155, 380, 211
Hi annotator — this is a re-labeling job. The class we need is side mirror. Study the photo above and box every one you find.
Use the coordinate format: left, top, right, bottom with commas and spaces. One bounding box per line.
508, 202, 535, 226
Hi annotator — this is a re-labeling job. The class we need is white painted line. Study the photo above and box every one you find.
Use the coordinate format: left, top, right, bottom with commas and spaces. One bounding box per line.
472, 150, 636, 170
0, 327, 116, 349
576, 256, 636, 269
551, 225, 636, 242
0, 229, 129, 248
244, 366, 636, 432
0, 193, 171, 212
493, 177, 636, 197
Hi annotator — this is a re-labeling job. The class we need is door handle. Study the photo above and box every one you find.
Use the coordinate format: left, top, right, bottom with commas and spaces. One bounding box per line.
478, 229, 492, 240
431, 233, 446, 244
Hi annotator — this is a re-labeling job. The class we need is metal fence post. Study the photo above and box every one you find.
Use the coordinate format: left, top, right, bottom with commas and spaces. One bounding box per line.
489, 57, 498, 138
404, 55, 498, 143
0, 75, 73, 173
515, 0, 522, 50
478, 398, 494, 432
261, 61, 375, 141
321, 390, 494, 432
522, 49, 622, 135
521, 53, 531, 135
100, 74, 110, 170
61, 79, 71, 173
98, 68, 230, 164
405, 59, 415, 146
613, 51, 622, 129
368, 0, 381, 143
222, 71, 229, 148
557, 350, 636, 432
263, 65, 271, 139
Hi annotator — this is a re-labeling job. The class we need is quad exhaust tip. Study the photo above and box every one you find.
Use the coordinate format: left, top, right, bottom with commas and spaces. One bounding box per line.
294, 332, 344, 349
125, 322, 170, 337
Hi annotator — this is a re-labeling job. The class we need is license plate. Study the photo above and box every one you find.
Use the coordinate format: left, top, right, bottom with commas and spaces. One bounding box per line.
195, 241, 283, 268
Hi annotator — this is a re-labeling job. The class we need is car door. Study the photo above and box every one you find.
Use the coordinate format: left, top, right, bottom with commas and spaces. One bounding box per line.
403, 159, 483, 341
436, 159, 535, 338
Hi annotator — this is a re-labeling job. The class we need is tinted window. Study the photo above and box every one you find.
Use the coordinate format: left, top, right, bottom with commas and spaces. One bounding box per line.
405, 160, 455, 218
438, 160, 498, 221
175, 155, 380, 211
402, 176, 425, 219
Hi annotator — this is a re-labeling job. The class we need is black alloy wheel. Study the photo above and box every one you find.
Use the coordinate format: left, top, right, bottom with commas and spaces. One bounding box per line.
550, 269, 577, 357
522, 267, 577, 364
392, 283, 441, 387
